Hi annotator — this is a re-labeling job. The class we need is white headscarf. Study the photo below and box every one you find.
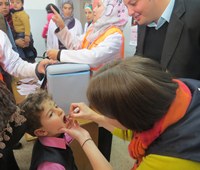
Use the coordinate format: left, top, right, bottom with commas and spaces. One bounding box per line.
87, 0, 128, 42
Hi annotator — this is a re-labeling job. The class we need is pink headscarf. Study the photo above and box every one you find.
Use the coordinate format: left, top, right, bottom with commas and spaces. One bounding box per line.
87, 0, 128, 42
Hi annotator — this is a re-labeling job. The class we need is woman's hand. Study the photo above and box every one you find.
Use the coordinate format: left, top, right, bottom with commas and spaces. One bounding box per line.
60, 120, 91, 145
47, 49, 59, 60
69, 103, 116, 133
37, 58, 57, 74
69, 103, 99, 121
60, 120, 113, 170
51, 5, 65, 30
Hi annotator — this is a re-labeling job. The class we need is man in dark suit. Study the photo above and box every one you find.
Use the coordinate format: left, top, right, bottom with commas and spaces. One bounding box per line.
124, 0, 200, 80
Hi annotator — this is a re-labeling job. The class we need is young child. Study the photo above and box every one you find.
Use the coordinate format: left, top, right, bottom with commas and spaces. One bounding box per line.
20, 90, 77, 170
11, 0, 30, 45
83, 2, 94, 33
11, 0, 37, 62
42, 3, 60, 40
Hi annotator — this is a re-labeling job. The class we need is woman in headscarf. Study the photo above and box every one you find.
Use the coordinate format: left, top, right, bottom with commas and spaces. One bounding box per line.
83, 2, 94, 33
47, 0, 128, 71
47, 0, 83, 50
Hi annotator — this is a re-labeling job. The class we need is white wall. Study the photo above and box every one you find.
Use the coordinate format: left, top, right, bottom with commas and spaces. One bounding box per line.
24, 0, 56, 10
123, 17, 136, 57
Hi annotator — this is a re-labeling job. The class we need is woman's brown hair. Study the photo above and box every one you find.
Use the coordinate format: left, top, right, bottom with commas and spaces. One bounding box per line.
87, 56, 178, 132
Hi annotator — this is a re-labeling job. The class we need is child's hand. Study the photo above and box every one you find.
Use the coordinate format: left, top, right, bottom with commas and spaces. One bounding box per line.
47, 49, 59, 60
24, 35, 30, 44
51, 5, 65, 30
15, 38, 28, 48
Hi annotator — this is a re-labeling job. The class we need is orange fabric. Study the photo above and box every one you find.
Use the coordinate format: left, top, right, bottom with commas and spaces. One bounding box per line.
82, 26, 124, 71
128, 79, 192, 170
0, 73, 3, 81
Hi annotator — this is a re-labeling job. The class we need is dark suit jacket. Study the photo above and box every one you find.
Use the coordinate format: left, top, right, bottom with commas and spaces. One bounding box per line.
136, 0, 200, 80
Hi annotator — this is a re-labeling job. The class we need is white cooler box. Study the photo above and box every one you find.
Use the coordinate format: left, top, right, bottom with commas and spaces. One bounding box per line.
46, 63, 90, 113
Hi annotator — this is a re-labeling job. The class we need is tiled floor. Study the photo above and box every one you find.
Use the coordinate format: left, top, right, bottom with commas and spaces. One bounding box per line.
14, 135, 134, 170
110, 136, 134, 170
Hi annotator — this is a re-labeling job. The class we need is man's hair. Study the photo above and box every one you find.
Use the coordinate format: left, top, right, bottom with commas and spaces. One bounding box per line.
87, 56, 178, 132
0, 80, 16, 131
20, 90, 52, 136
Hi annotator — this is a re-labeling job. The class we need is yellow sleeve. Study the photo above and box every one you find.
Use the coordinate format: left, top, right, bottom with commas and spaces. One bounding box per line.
19, 11, 30, 36
137, 154, 200, 170
112, 128, 133, 141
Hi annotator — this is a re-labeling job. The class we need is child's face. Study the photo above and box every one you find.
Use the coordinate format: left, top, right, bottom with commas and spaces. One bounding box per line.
84, 8, 94, 22
0, 0, 10, 16
12, 0, 23, 10
39, 100, 68, 137
62, 3, 73, 17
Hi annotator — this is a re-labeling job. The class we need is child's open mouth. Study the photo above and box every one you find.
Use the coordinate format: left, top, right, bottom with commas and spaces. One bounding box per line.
63, 115, 68, 123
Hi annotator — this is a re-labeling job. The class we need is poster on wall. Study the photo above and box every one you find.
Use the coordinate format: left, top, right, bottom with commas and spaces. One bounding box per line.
129, 17, 137, 46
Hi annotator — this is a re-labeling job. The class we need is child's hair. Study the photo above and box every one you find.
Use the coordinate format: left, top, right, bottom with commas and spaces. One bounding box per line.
20, 90, 52, 136
87, 56, 178, 132
0, 80, 16, 131
46, 3, 60, 14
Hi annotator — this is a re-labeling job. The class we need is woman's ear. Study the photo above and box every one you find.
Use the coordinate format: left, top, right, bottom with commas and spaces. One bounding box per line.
34, 128, 48, 137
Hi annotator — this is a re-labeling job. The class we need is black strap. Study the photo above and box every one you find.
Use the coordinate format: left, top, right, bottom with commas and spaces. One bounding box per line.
40, 75, 47, 89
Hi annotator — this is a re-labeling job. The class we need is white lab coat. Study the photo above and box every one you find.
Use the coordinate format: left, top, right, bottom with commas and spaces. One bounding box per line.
0, 30, 37, 79
47, 18, 83, 50
56, 27, 123, 68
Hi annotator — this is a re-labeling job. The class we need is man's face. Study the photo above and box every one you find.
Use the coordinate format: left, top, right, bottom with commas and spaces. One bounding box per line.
123, 0, 159, 25
0, 0, 10, 16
